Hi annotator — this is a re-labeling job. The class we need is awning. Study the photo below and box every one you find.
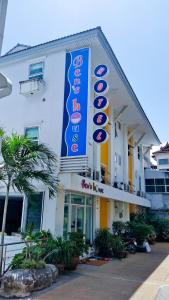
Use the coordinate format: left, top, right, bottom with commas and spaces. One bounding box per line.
59, 173, 151, 207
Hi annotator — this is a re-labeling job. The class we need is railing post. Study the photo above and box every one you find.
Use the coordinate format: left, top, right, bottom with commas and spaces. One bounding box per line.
0, 243, 4, 276
3, 245, 7, 275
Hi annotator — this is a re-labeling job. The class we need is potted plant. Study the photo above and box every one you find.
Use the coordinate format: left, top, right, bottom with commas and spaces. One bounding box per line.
94, 228, 113, 257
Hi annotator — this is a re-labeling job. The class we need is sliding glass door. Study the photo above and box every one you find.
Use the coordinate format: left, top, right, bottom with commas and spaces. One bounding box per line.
63, 193, 93, 243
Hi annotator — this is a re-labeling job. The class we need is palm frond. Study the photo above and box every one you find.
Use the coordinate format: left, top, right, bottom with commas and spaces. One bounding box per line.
0, 133, 58, 197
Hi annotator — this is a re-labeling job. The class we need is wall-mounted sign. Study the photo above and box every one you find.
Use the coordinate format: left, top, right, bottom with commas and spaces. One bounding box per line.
61, 48, 89, 157
93, 128, 109, 144
93, 96, 109, 111
93, 112, 109, 127
94, 80, 108, 94
94, 64, 108, 78
81, 179, 104, 194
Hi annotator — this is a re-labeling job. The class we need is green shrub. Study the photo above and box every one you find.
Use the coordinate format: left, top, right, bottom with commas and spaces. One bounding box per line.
94, 228, 113, 257
68, 232, 89, 256
130, 212, 147, 224
112, 236, 126, 257
129, 222, 154, 245
10, 253, 25, 270
11, 254, 45, 270
112, 221, 127, 235
20, 259, 45, 269
147, 215, 169, 241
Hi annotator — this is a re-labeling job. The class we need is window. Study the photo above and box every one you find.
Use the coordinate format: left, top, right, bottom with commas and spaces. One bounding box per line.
146, 186, 155, 192
138, 146, 141, 160
117, 121, 121, 130
115, 122, 118, 138
158, 159, 169, 165
118, 155, 121, 166
25, 127, 39, 144
114, 153, 117, 164
145, 179, 154, 185
29, 62, 44, 79
156, 186, 165, 193
26, 193, 43, 231
165, 178, 169, 185
155, 178, 165, 185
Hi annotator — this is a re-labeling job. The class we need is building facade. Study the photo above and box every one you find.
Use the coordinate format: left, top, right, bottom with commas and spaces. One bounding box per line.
0, 27, 160, 240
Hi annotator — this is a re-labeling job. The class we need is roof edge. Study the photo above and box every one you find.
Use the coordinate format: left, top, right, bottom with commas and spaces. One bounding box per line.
96, 28, 161, 145
0, 27, 101, 61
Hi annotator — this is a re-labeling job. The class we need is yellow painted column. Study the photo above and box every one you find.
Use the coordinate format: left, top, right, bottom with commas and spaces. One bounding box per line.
100, 107, 110, 228
128, 135, 133, 192
100, 107, 109, 183
100, 198, 109, 228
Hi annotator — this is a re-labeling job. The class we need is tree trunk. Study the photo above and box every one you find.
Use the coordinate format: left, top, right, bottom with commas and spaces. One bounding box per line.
0, 183, 10, 275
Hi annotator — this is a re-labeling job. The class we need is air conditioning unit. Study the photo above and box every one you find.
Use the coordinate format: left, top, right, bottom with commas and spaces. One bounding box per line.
124, 183, 129, 192
113, 181, 118, 188
20, 78, 45, 96
93, 171, 100, 181
86, 168, 92, 178
137, 191, 141, 196
140, 191, 145, 197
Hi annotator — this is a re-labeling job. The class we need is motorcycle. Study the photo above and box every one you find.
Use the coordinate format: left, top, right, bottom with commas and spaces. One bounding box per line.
123, 237, 137, 254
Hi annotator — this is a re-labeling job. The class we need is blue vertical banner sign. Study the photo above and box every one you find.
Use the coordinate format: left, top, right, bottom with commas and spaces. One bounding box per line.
61, 48, 89, 157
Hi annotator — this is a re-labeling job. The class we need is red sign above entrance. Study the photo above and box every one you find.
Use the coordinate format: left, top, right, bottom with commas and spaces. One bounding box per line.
81, 179, 104, 194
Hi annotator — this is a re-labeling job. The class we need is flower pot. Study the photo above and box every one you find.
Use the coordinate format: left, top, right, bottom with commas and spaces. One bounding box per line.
65, 256, 79, 271
57, 263, 65, 274
117, 251, 128, 259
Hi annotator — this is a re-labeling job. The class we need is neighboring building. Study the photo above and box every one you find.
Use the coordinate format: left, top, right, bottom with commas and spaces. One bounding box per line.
152, 143, 169, 170
145, 143, 169, 218
0, 27, 160, 240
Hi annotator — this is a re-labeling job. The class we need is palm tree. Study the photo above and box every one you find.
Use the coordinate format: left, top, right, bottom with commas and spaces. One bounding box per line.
0, 131, 58, 271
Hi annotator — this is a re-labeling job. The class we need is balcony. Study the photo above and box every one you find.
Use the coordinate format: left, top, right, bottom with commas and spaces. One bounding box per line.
19, 78, 45, 96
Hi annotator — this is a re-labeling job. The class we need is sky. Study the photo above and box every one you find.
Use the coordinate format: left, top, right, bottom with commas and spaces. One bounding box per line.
2, 0, 169, 144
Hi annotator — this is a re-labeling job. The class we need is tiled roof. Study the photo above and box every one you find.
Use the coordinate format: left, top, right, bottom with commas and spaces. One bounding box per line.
153, 142, 169, 155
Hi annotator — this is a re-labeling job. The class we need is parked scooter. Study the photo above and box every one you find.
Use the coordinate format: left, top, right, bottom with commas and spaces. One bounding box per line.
123, 237, 137, 254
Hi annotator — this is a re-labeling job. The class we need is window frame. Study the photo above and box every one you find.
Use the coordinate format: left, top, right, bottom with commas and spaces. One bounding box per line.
29, 61, 44, 80
158, 158, 169, 165
24, 126, 39, 144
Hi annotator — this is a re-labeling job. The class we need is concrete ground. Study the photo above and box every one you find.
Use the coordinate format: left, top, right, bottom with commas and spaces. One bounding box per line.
32, 243, 169, 300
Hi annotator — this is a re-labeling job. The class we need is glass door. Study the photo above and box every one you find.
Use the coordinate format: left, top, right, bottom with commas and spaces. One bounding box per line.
77, 206, 84, 233
70, 205, 85, 234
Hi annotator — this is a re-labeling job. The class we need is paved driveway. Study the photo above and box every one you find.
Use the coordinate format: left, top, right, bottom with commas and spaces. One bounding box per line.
33, 243, 169, 300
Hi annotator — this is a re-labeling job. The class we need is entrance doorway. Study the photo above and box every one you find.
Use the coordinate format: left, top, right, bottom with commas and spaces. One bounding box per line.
63, 193, 93, 243
71, 205, 84, 233
100, 198, 109, 228
0, 196, 23, 235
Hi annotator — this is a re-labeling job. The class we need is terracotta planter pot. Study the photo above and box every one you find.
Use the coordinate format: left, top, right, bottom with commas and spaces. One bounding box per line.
117, 251, 128, 259
57, 264, 65, 274
65, 256, 79, 271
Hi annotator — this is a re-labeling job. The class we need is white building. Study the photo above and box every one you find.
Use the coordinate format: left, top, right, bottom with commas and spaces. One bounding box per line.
152, 143, 169, 171
0, 27, 160, 241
